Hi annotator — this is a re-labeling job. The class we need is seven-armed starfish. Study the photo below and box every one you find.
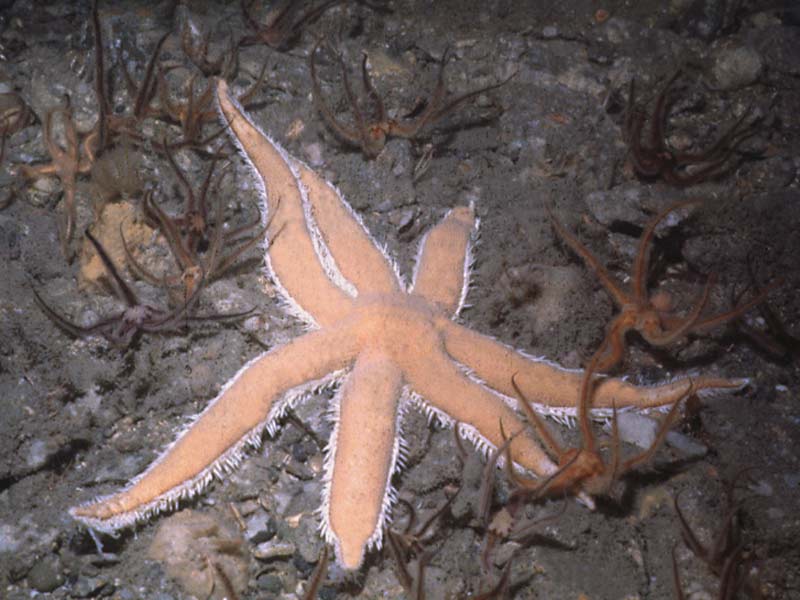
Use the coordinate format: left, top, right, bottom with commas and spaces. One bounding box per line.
70, 79, 747, 569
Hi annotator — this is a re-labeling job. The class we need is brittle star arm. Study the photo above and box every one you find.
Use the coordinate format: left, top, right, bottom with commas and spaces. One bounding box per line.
217, 79, 354, 326
70, 323, 361, 531
309, 40, 363, 148
437, 319, 748, 414
546, 206, 630, 308
631, 200, 699, 304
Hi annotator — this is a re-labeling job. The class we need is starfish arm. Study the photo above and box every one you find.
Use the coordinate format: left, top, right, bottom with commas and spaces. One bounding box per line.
216, 79, 353, 327
400, 335, 558, 478
323, 349, 404, 570
291, 159, 401, 296
438, 319, 748, 413
70, 325, 360, 532
411, 205, 476, 316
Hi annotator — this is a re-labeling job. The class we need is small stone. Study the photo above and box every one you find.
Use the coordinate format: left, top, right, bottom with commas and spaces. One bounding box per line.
148, 510, 248, 600
0, 215, 21, 261
390, 207, 416, 233
114, 588, 138, 600
243, 314, 269, 333
711, 43, 763, 90
665, 430, 708, 458
294, 515, 323, 563
26, 554, 64, 593
584, 186, 644, 227
253, 540, 296, 560
302, 142, 325, 167
71, 576, 110, 598
615, 411, 658, 449
749, 479, 773, 496
784, 473, 800, 489
542, 25, 558, 39
256, 573, 283, 593
30, 175, 60, 195
245, 512, 277, 544
0, 523, 22, 553
767, 507, 784, 520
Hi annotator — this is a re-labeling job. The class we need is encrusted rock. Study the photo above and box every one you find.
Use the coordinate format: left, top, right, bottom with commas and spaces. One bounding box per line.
148, 509, 248, 600
710, 41, 763, 90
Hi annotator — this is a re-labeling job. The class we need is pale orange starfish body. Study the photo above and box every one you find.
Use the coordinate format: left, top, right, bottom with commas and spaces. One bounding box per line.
69, 80, 746, 569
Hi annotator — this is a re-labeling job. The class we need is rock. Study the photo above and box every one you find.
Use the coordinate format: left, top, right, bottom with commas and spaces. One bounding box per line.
665, 430, 708, 458
77, 201, 155, 292
0, 523, 21, 554
147, 510, 248, 600
245, 511, 277, 544
302, 142, 325, 167
783, 473, 800, 489
70, 576, 111, 598
294, 514, 323, 563
710, 42, 763, 90
751, 26, 800, 76
253, 539, 296, 560
24, 438, 54, 471
0, 215, 21, 261
584, 186, 646, 227
615, 410, 707, 457
542, 25, 558, 39
256, 573, 283, 594
26, 554, 64, 593
615, 411, 659, 449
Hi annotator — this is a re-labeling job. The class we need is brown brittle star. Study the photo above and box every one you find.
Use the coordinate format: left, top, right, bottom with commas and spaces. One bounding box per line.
239, 0, 343, 50
672, 469, 763, 599
154, 64, 267, 153
15, 0, 104, 255
121, 142, 266, 302
547, 200, 777, 449
33, 229, 252, 348
623, 71, 762, 186
19, 96, 100, 260
181, 21, 238, 78
310, 40, 515, 158
506, 376, 691, 502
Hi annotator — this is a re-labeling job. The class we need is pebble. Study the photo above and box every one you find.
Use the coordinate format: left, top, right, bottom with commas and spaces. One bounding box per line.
24, 438, 56, 471
390, 207, 417, 233
302, 142, 325, 167
0, 215, 21, 261
665, 430, 708, 458
113, 589, 138, 600
615, 411, 658, 449
584, 186, 646, 226
245, 511, 277, 544
782, 473, 800, 489
26, 554, 64, 593
0, 523, 21, 553
70, 576, 111, 598
256, 573, 283, 594
294, 514, 323, 563
542, 25, 558, 39
614, 411, 707, 458
710, 42, 763, 90
243, 314, 269, 333
748, 479, 773, 497
253, 539, 296, 560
